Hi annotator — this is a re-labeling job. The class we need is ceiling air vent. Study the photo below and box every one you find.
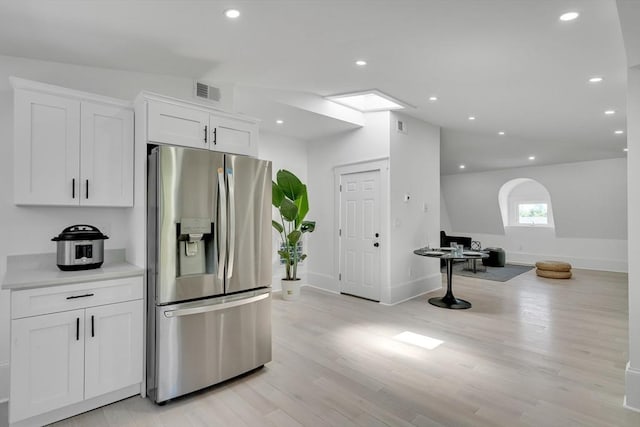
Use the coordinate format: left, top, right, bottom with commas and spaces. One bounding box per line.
195, 81, 222, 102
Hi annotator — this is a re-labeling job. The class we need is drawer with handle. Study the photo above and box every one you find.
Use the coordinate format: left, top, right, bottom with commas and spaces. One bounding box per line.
11, 276, 143, 319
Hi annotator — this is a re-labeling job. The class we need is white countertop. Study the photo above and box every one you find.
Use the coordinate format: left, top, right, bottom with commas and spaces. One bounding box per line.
2, 249, 144, 291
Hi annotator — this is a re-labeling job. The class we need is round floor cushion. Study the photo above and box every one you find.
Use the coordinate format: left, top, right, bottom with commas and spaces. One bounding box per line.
536, 268, 572, 279
535, 260, 572, 272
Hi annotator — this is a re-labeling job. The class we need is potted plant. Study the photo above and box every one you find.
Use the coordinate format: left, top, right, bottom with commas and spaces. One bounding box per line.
272, 169, 316, 300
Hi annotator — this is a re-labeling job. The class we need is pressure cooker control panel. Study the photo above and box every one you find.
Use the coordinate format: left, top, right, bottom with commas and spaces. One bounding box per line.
74, 242, 93, 262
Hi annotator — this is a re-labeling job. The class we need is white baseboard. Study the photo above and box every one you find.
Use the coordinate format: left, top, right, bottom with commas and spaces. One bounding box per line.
386, 273, 442, 305
306, 272, 339, 293
625, 362, 640, 412
507, 251, 627, 273
0, 361, 8, 402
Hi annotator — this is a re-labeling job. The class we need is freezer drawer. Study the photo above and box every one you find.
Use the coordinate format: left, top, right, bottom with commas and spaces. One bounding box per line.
149, 290, 271, 403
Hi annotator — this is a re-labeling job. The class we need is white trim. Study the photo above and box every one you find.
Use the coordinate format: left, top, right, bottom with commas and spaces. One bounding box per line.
301, 283, 341, 295
334, 159, 390, 303
506, 250, 627, 273
625, 362, 640, 412
9, 384, 140, 427
0, 361, 8, 402
305, 272, 339, 294
385, 273, 442, 305
9, 76, 132, 108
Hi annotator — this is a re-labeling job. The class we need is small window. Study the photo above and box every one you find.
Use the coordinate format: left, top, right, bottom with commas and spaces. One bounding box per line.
518, 203, 548, 225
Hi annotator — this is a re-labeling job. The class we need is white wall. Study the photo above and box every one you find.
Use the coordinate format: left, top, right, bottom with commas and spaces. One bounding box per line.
0, 54, 195, 401
389, 112, 441, 303
258, 131, 309, 291
625, 65, 640, 410
441, 158, 628, 272
306, 112, 391, 294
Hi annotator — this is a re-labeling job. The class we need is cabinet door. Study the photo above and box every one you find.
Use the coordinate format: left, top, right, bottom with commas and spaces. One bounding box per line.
84, 299, 143, 399
147, 101, 209, 149
209, 115, 258, 157
80, 102, 134, 207
14, 90, 80, 206
10, 310, 85, 423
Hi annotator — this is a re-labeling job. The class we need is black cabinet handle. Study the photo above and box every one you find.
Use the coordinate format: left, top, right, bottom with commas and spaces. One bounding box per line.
204, 125, 208, 143
213, 128, 217, 145
76, 317, 79, 341
374, 242, 380, 247
86, 179, 89, 199
66, 293, 94, 300
72, 178, 76, 199
91, 315, 95, 337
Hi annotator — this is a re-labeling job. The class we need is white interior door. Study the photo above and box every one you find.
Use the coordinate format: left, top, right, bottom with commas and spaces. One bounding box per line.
339, 170, 381, 301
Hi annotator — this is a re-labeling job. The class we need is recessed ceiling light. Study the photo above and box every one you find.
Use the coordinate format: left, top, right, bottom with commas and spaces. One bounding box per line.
224, 9, 240, 18
604, 110, 616, 115
624, 148, 629, 152
559, 12, 579, 21
468, 116, 476, 121
528, 156, 536, 160
615, 130, 624, 135
429, 96, 438, 101
355, 60, 367, 66
459, 165, 466, 169
589, 76, 604, 83
326, 89, 409, 112
276, 119, 284, 125
498, 131, 505, 135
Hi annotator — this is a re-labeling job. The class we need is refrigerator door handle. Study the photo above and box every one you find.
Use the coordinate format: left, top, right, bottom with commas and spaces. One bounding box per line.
226, 168, 236, 279
217, 168, 227, 281
163, 292, 269, 318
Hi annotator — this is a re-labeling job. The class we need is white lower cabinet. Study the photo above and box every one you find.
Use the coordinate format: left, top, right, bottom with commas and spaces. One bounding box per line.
10, 310, 85, 422
9, 276, 143, 426
84, 300, 143, 399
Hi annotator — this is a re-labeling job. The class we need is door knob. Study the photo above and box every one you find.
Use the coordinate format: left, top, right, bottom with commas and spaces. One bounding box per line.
373, 242, 379, 247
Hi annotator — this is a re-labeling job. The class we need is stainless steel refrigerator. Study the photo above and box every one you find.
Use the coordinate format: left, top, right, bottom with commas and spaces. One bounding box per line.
146, 145, 272, 403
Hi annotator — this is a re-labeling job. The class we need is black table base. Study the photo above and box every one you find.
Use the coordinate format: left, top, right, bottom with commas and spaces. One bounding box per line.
429, 257, 473, 309
428, 295, 471, 309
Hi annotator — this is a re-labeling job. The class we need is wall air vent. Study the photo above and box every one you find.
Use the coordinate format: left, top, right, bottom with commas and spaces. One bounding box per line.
195, 81, 222, 102
397, 120, 408, 134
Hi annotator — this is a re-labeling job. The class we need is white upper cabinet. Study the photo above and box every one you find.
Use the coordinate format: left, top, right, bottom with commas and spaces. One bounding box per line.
209, 114, 258, 157
147, 101, 210, 150
14, 90, 81, 206
80, 102, 134, 206
11, 77, 134, 207
140, 92, 259, 157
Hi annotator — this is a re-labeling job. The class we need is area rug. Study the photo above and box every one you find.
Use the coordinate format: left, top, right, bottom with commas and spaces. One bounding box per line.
441, 262, 534, 282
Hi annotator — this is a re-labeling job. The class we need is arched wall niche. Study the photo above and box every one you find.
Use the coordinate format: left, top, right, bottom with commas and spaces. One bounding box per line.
498, 178, 555, 231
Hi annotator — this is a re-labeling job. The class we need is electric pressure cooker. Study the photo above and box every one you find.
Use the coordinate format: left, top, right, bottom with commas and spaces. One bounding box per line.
52, 224, 109, 271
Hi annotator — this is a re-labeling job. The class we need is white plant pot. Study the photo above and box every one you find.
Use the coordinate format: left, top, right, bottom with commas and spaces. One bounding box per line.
281, 279, 301, 301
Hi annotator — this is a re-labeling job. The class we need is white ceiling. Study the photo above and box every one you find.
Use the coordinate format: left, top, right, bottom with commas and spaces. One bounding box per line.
0, 0, 629, 174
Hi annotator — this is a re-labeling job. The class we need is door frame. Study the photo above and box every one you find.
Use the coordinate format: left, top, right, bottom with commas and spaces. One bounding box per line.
334, 158, 390, 303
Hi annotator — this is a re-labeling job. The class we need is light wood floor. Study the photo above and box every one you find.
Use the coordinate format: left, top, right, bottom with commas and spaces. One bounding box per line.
19, 268, 640, 426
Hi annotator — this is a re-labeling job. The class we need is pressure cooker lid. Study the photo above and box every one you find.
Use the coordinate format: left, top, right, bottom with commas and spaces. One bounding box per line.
52, 224, 109, 241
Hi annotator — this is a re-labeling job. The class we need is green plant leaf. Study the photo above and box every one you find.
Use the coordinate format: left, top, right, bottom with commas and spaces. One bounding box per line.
272, 220, 284, 233
301, 221, 316, 233
277, 170, 304, 201
272, 181, 284, 207
287, 230, 301, 245
294, 185, 309, 228
278, 250, 290, 260
279, 198, 298, 222
300, 254, 307, 261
